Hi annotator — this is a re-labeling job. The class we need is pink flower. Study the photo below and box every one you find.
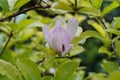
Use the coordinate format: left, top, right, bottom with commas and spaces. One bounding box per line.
43, 18, 78, 56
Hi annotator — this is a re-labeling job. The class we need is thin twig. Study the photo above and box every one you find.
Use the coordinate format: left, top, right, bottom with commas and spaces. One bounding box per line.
101, 18, 120, 65
75, 0, 77, 9
0, 31, 13, 57
36, 58, 45, 65
0, 4, 50, 22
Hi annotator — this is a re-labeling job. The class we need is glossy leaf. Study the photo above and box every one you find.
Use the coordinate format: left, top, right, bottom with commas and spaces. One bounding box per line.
54, 60, 80, 80
98, 46, 112, 56
106, 29, 120, 36
90, 0, 103, 9
102, 1, 119, 17
51, 1, 73, 14
0, 59, 22, 80
102, 60, 119, 73
70, 45, 84, 56
68, 71, 85, 80
88, 20, 106, 37
111, 17, 120, 29
15, 58, 41, 80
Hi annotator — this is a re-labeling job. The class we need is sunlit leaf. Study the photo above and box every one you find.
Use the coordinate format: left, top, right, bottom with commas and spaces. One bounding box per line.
98, 46, 112, 56
0, 59, 22, 80
15, 58, 41, 80
102, 1, 119, 17
108, 71, 120, 80
88, 20, 106, 37
111, 17, 120, 29
51, 1, 73, 14
102, 60, 119, 73
90, 0, 103, 9
68, 71, 85, 80
106, 29, 120, 36
54, 60, 80, 80
70, 45, 84, 56
88, 73, 107, 80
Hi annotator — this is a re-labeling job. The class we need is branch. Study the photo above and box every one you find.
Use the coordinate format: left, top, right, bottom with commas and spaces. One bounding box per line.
0, 3, 50, 22
75, 0, 77, 10
36, 58, 45, 65
101, 18, 120, 65
0, 31, 13, 57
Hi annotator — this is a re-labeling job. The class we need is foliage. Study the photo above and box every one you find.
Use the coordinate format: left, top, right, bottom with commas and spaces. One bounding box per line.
0, 0, 120, 80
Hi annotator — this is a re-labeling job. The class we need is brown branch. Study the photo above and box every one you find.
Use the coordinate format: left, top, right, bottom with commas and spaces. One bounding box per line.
0, 31, 13, 57
0, 4, 50, 22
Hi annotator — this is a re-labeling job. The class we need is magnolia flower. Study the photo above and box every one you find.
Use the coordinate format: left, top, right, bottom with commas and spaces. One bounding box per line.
43, 18, 78, 56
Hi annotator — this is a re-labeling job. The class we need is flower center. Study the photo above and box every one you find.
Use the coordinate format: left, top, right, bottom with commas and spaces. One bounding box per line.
62, 44, 65, 52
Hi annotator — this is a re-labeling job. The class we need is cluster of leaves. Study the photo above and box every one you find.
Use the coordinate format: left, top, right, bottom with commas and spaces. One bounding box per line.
0, 0, 120, 80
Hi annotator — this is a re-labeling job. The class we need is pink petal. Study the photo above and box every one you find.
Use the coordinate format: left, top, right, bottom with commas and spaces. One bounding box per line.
42, 25, 53, 47
66, 18, 78, 39
53, 22, 71, 46
51, 34, 62, 52
53, 18, 62, 31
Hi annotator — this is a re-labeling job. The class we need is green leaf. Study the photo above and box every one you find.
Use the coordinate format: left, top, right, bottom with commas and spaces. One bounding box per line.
89, 73, 107, 80
111, 17, 120, 29
15, 58, 41, 80
80, 7, 101, 17
42, 76, 53, 80
90, 0, 103, 9
14, 0, 30, 10
102, 60, 119, 73
51, 1, 73, 14
68, 71, 85, 80
0, 0, 9, 12
88, 20, 106, 37
54, 60, 80, 80
0, 59, 22, 80
115, 40, 120, 57
108, 71, 120, 80
98, 46, 112, 56
106, 29, 120, 36
72, 30, 103, 45
0, 74, 10, 80
1, 50, 13, 63
102, 1, 119, 17
70, 46, 84, 56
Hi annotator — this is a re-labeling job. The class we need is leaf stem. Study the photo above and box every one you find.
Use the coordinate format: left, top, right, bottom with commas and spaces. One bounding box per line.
101, 18, 120, 65
0, 31, 13, 57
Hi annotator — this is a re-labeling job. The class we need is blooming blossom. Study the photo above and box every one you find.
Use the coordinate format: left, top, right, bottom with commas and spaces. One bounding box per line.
43, 18, 78, 56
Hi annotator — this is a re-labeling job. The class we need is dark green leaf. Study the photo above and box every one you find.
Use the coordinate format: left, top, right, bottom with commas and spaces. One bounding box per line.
0, 0, 9, 12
